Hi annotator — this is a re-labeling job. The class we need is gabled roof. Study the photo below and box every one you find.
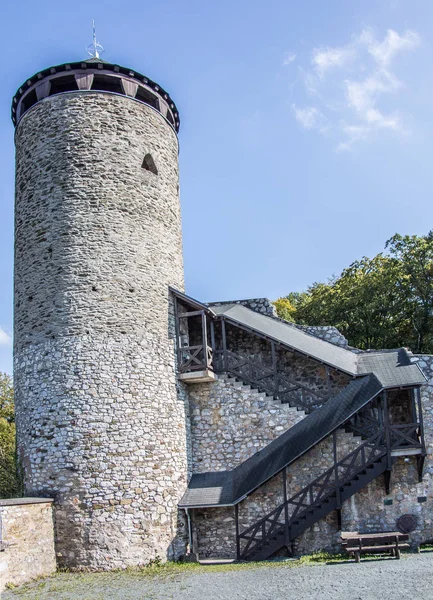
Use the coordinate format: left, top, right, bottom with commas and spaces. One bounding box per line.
210, 303, 425, 388
179, 375, 381, 508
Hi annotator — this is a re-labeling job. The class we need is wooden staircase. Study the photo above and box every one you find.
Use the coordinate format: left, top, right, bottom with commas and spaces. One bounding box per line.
238, 431, 388, 561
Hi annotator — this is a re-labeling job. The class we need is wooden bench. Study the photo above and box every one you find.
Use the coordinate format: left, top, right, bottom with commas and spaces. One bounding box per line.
341, 531, 410, 562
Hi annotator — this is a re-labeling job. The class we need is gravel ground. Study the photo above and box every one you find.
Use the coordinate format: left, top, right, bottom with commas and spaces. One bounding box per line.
4, 553, 433, 600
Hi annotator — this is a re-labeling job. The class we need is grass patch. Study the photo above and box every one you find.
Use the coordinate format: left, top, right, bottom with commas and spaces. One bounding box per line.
299, 551, 347, 564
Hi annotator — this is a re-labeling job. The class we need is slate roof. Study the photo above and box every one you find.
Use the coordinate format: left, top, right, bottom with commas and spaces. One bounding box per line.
210, 303, 425, 388
179, 375, 382, 508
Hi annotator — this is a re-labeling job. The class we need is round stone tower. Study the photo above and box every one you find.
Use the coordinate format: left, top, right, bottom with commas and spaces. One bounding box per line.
12, 58, 188, 568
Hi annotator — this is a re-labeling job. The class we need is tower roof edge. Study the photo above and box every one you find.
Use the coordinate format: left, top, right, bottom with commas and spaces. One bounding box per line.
11, 59, 180, 132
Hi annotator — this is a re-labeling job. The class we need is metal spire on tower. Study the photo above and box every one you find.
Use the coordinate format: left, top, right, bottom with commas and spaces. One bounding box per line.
87, 20, 104, 59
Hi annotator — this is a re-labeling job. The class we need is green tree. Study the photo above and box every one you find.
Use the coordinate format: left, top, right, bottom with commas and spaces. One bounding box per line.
386, 232, 433, 353
0, 373, 19, 498
274, 231, 433, 352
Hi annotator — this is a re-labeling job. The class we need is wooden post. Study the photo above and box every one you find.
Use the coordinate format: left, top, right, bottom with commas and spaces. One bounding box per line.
283, 468, 289, 545
416, 387, 426, 480
333, 431, 341, 517
383, 391, 392, 469
201, 311, 208, 370
235, 504, 240, 561
209, 319, 216, 370
271, 340, 277, 396
383, 391, 393, 494
221, 318, 227, 371
410, 389, 418, 424
173, 296, 181, 370
416, 387, 425, 448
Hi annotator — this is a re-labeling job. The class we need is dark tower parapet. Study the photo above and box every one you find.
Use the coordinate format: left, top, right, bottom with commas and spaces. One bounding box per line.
12, 58, 180, 131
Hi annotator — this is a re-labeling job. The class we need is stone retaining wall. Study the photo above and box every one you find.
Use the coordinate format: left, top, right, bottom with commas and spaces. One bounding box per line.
0, 498, 56, 591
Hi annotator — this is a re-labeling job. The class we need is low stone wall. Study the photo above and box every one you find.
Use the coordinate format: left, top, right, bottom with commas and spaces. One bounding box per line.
0, 498, 56, 591
208, 298, 277, 318
295, 325, 349, 349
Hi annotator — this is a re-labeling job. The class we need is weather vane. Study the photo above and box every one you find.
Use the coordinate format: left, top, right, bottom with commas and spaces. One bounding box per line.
87, 20, 104, 59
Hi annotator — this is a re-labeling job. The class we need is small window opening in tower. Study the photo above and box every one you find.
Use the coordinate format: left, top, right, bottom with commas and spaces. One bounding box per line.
142, 154, 158, 175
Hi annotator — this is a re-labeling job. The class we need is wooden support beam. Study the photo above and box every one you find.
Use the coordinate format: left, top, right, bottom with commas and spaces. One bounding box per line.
416, 387, 426, 452
333, 430, 341, 514
235, 504, 240, 561
210, 319, 216, 354
283, 467, 289, 546
173, 295, 181, 370
383, 391, 392, 472
121, 78, 139, 98
202, 312, 208, 370
75, 73, 94, 90
221, 318, 227, 371
35, 80, 51, 100
271, 340, 278, 395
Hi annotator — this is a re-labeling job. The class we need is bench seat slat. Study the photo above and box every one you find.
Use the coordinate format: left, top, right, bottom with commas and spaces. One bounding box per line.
345, 544, 410, 553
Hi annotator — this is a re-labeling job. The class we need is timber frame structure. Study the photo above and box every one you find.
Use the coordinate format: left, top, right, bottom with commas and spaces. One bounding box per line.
172, 288, 427, 561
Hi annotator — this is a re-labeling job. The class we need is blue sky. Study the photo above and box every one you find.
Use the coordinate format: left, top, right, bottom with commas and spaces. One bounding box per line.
1, 0, 433, 374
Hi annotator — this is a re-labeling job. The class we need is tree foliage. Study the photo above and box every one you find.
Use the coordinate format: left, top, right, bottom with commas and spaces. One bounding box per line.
274, 231, 433, 353
0, 373, 19, 498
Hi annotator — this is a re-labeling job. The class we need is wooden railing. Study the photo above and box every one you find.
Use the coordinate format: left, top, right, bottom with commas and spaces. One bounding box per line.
179, 344, 213, 372
389, 423, 423, 450
238, 431, 387, 559
213, 349, 329, 412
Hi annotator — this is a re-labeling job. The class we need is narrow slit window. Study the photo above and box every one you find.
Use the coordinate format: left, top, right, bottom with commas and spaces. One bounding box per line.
142, 153, 158, 175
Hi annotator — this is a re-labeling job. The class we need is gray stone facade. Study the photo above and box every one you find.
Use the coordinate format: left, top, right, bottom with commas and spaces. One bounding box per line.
14, 92, 189, 568
188, 374, 305, 473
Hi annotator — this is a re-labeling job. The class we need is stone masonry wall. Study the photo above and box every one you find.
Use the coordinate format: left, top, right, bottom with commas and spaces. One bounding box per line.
209, 298, 277, 317
295, 325, 349, 349
188, 374, 306, 473
0, 498, 56, 591
14, 93, 189, 568
194, 429, 362, 558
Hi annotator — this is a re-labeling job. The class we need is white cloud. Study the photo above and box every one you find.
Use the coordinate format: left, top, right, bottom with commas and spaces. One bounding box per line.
312, 45, 354, 77
0, 328, 11, 346
291, 28, 420, 149
360, 28, 420, 67
344, 71, 402, 130
283, 52, 297, 66
292, 105, 329, 133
